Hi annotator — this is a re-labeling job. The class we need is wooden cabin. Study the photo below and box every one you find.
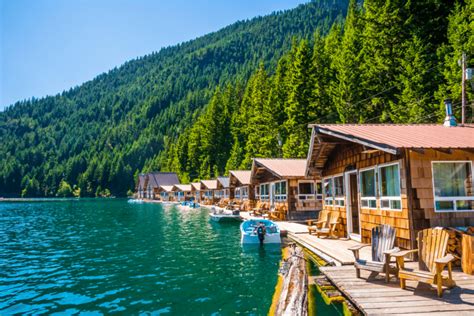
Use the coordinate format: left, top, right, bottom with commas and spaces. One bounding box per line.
229, 170, 254, 210
191, 182, 202, 203
251, 158, 322, 220
158, 185, 176, 202
306, 123, 474, 250
173, 184, 193, 202
215, 176, 233, 205
139, 172, 179, 200
201, 180, 218, 205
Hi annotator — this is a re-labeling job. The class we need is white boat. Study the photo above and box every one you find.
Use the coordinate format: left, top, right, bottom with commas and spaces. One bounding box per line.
209, 206, 241, 222
240, 219, 281, 244
127, 199, 144, 204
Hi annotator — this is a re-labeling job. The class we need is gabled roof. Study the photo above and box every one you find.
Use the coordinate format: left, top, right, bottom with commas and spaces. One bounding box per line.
306, 124, 474, 176
252, 158, 307, 178
191, 182, 202, 191
159, 185, 175, 193
217, 176, 230, 188
146, 172, 180, 189
201, 179, 218, 190
229, 170, 251, 186
174, 184, 192, 192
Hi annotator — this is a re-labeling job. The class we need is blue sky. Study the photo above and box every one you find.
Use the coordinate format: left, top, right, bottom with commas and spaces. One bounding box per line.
0, 0, 308, 110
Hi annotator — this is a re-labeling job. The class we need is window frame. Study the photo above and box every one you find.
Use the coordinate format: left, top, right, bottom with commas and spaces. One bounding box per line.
235, 187, 241, 199
377, 161, 402, 211
259, 183, 270, 201
316, 181, 323, 200
323, 177, 333, 207
298, 180, 315, 200
359, 166, 378, 210
431, 160, 474, 213
241, 186, 249, 200
333, 174, 345, 207
274, 180, 287, 201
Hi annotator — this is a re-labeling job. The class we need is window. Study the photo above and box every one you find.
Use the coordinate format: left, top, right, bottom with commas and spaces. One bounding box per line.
334, 175, 345, 207
316, 181, 323, 200
360, 168, 377, 208
241, 186, 249, 199
224, 189, 229, 198
260, 183, 270, 200
235, 188, 241, 199
432, 161, 474, 212
379, 163, 401, 210
323, 178, 333, 206
274, 181, 287, 201
204, 190, 213, 198
298, 181, 315, 200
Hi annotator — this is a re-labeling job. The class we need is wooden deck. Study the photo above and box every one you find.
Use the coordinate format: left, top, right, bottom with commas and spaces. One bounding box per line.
320, 265, 474, 315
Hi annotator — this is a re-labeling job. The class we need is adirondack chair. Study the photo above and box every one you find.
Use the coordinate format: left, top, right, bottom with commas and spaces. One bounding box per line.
307, 209, 329, 235
313, 211, 340, 238
349, 224, 399, 283
391, 228, 456, 297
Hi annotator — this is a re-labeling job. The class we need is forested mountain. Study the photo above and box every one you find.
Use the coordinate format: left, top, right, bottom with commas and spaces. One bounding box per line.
0, 0, 348, 197
1, 0, 473, 198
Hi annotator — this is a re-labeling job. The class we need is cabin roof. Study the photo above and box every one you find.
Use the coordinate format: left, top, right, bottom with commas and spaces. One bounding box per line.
137, 174, 147, 190
252, 158, 307, 178
174, 184, 192, 192
159, 185, 175, 192
229, 170, 251, 185
201, 179, 218, 190
146, 172, 180, 189
306, 124, 474, 176
191, 182, 202, 190
217, 176, 230, 188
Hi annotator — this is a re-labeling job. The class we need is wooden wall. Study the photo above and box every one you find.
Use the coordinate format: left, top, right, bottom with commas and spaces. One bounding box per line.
321, 144, 411, 249
409, 149, 474, 230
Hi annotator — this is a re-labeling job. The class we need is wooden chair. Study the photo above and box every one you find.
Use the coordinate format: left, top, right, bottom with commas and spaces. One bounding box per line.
313, 211, 339, 238
349, 224, 399, 283
307, 209, 329, 235
391, 228, 456, 297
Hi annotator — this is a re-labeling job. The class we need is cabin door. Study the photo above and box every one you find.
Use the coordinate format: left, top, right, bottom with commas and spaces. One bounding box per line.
345, 171, 361, 241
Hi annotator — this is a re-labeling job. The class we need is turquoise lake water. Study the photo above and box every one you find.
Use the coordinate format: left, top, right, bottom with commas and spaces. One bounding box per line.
0, 199, 281, 315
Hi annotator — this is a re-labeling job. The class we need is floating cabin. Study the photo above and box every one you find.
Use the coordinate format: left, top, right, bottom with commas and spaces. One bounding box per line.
306, 123, 474, 250
173, 184, 193, 202
229, 170, 254, 210
158, 185, 176, 202
250, 158, 323, 221
200, 180, 218, 205
216, 176, 233, 203
191, 182, 202, 203
136, 172, 179, 200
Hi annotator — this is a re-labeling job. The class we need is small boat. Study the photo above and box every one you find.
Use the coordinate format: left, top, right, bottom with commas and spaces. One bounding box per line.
127, 199, 144, 204
209, 206, 240, 222
240, 219, 281, 244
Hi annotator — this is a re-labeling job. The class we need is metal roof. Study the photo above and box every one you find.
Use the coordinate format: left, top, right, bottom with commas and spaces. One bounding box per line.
159, 185, 175, 192
201, 179, 218, 190
310, 124, 474, 153
174, 184, 192, 192
253, 158, 307, 178
217, 176, 230, 188
229, 170, 252, 185
146, 172, 180, 189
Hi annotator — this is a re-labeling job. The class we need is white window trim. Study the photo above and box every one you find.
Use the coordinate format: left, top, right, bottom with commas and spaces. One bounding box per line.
359, 166, 378, 210
315, 180, 323, 200
274, 180, 287, 201
431, 160, 474, 213
235, 187, 241, 199
298, 180, 316, 200
377, 161, 402, 211
239, 186, 249, 200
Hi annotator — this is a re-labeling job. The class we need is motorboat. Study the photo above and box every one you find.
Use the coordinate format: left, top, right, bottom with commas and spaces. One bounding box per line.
209, 206, 240, 222
127, 199, 144, 204
178, 201, 200, 210
240, 219, 281, 244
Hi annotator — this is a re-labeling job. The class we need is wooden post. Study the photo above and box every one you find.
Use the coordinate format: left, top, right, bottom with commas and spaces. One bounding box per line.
404, 149, 417, 253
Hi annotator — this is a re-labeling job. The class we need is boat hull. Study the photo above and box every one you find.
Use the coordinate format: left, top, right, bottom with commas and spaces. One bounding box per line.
210, 214, 241, 222
240, 219, 281, 244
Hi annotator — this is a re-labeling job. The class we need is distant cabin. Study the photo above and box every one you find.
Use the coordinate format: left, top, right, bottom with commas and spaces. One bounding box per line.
216, 176, 232, 201
306, 123, 474, 250
200, 180, 218, 205
136, 172, 179, 200
191, 182, 202, 203
229, 170, 253, 202
250, 158, 322, 220
173, 184, 193, 202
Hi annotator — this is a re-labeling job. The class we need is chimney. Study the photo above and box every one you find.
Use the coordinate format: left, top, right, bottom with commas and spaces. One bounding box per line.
443, 99, 457, 127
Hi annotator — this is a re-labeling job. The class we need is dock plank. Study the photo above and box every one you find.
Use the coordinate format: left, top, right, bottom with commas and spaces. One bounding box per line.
320, 265, 474, 315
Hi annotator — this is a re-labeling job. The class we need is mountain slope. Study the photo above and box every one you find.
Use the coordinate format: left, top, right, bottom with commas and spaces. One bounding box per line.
0, 0, 349, 197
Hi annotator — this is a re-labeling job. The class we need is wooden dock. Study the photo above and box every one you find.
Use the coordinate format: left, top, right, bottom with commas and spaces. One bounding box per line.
320, 265, 474, 315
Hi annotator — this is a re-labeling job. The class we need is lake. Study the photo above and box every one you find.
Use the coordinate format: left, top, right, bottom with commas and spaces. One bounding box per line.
0, 199, 281, 315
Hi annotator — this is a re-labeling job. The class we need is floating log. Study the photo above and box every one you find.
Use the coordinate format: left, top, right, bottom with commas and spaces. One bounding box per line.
271, 244, 308, 316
